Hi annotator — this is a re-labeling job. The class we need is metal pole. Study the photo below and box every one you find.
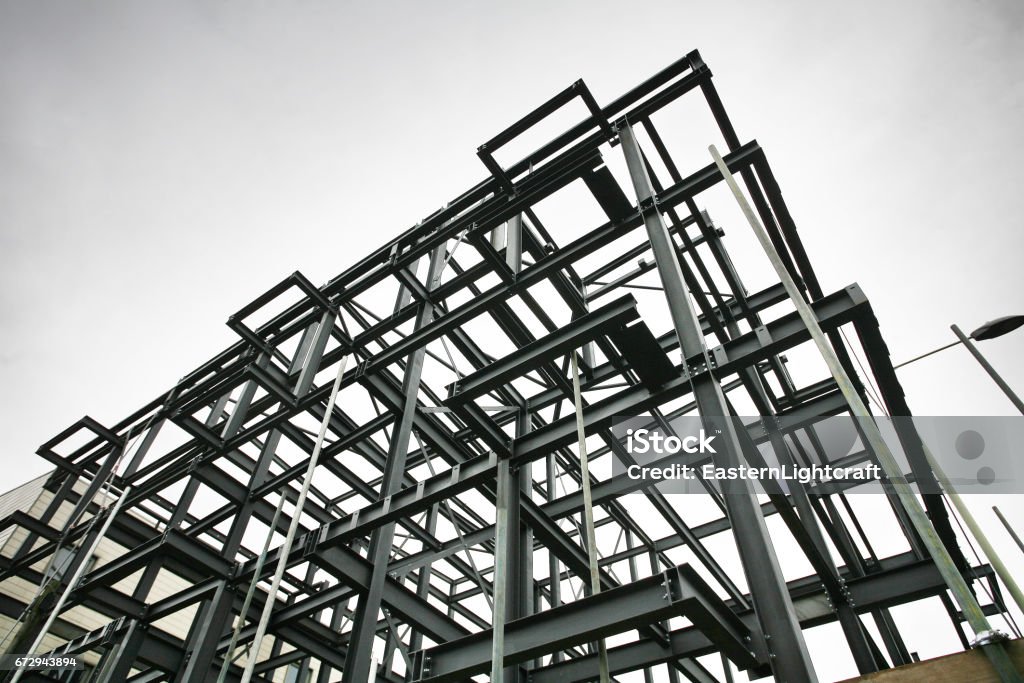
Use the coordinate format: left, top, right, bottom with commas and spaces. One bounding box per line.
922, 446, 1024, 614
216, 481, 291, 683
993, 507, 1024, 555
951, 325, 1024, 414
570, 350, 610, 683
892, 339, 962, 369
545, 450, 562, 665
490, 456, 512, 683
239, 353, 349, 683
11, 485, 133, 683
621, 124, 817, 683
710, 143, 1023, 683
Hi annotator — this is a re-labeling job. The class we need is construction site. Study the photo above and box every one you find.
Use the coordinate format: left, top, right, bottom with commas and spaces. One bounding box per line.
0, 49, 1022, 683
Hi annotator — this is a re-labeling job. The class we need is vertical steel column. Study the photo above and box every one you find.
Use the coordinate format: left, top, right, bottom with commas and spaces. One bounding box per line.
342, 245, 447, 683
5, 451, 128, 657
317, 604, 349, 683
710, 144, 1022, 683
395, 257, 423, 314
121, 413, 166, 478
409, 498, 440, 654
217, 482, 290, 683
184, 318, 335, 683
872, 611, 912, 667
130, 478, 199, 604
10, 474, 77, 563
761, 418, 880, 674
176, 580, 236, 683
491, 221, 507, 252
506, 214, 522, 274
625, 531, 654, 683
502, 409, 533, 683
133, 386, 231, 605
95, 619, 147, 683
545, 449, 562, 665
620, 123, 817, 683
58, 441, 125, 537
490, 456, 512, 683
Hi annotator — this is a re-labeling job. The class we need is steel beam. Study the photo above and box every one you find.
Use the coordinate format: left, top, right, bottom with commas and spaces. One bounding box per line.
529, 554, 965, 682
413, 564, 760, 682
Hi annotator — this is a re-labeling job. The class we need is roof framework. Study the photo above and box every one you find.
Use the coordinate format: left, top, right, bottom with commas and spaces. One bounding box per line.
0, 51, 1007, 683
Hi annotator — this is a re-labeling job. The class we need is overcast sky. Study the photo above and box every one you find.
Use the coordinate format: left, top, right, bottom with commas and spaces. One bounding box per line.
1, 1, 1023, 678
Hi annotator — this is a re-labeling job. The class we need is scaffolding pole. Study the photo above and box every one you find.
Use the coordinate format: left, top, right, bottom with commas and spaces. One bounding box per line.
10, 485, 133, 683
239, 353, 349, 683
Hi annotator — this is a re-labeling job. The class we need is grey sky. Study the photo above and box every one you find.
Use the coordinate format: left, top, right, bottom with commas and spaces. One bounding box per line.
1, 1, 1023, 677
3, 0, 1022, 477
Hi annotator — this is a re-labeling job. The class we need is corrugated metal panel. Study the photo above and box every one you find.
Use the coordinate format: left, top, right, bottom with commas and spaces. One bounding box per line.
0, 472, 49, 552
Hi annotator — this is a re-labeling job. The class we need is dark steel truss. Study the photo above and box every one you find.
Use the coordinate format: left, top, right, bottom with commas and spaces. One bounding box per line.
0, 50, 1007, 683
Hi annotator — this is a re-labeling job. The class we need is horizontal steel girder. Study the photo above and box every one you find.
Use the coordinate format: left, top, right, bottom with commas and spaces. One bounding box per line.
412, 564, 762, 682
528, 553, 963, 682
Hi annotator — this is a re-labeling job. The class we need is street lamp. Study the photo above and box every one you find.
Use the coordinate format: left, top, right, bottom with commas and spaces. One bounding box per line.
892, 313, 1024, 619
894, 314, 1024, 415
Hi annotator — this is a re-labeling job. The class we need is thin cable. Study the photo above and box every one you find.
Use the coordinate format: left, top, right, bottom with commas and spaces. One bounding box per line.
839, 327, 889, 416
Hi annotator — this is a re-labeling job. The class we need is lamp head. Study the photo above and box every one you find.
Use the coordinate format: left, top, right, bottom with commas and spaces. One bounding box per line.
971, 315, 1024, 341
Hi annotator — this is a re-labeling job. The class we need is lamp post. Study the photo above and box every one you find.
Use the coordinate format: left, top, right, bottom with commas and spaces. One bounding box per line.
895, 314, 1024, 415
894, 314, 1024, 617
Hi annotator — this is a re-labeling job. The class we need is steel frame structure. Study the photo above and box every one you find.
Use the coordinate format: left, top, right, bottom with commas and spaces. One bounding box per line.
0, 50, 1011, 683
